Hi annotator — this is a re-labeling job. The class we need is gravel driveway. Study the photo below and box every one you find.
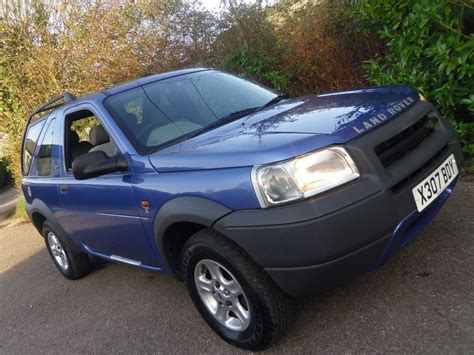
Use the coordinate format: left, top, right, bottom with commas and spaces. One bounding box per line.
1, 182, 473, 353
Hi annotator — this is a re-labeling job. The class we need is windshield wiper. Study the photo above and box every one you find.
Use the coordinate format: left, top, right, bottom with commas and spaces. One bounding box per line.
185, 107, 260, 139
183, 96, 288, 141
217, 107, 261, 123
257, 94, 289, 111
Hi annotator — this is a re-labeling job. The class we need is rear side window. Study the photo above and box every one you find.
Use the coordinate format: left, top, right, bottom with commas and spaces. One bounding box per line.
37, 119, 56, 176
22, 120, 46, 175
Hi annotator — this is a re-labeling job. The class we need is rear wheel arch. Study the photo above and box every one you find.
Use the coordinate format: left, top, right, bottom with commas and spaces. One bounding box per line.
153, 196, 232, 277
31, 212, 47, 233
27, 198, 81, 252
27, 199, 56, 235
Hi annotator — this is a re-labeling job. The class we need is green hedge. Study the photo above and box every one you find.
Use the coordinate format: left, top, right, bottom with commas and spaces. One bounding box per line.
353, 0, 474, 172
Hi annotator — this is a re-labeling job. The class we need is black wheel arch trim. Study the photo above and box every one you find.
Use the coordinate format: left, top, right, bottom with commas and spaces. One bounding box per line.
153, 196, 232, 276
26, 198, 82, 252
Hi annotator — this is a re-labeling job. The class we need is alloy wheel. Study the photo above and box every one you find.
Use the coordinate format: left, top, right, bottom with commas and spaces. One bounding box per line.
194, 259, 250, 331
47, 232, 69, 271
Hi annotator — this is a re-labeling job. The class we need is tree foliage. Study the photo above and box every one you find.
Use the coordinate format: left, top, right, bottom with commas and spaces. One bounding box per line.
353, 0, 474, 171
210, 0, 381, 94
2, 0, 471, 184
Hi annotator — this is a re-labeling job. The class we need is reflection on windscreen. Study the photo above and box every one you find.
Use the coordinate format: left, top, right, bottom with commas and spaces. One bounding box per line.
104, 71, 276, 153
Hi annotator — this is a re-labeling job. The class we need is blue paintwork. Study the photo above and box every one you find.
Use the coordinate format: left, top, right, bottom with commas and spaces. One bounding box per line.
21, 68, 454, 276
54, 175, 159, 266
131, 163, 260, 213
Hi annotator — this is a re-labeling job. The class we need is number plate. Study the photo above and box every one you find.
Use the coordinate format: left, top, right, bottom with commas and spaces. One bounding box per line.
412, 154, 458, 212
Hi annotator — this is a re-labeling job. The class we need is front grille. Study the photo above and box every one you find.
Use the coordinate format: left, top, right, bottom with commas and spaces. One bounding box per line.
375, 115, 437, 168
391, 144, 449, 194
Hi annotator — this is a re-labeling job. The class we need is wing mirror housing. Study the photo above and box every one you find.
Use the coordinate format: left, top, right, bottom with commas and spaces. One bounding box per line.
72, 151, 128, 180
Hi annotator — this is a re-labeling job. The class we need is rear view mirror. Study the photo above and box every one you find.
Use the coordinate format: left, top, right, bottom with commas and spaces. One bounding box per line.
72, 151, 127, 180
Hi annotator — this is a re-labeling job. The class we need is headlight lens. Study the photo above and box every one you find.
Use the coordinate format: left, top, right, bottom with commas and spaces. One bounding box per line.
252, 147, 359, 207
419, 93, 427, 101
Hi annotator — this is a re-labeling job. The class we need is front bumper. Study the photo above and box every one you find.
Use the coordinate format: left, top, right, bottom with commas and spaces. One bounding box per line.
214, 102, 463, 297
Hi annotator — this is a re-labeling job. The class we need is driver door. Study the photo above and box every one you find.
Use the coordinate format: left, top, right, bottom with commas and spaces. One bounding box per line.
55, 105, 158, 267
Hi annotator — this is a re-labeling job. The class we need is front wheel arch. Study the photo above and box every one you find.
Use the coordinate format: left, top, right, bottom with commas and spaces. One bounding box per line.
161, 221, 206, 278
153, 196, 232, 277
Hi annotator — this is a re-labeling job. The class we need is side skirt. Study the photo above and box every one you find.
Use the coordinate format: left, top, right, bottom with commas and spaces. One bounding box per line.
82, 244, 163, 272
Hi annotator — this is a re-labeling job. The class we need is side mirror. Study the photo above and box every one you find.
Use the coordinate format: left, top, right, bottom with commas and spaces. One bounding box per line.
72, 151, 128, 180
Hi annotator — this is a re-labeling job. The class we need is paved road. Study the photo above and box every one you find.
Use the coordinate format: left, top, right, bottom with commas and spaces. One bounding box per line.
0, 187, 18, 221
1, 182, 473, 353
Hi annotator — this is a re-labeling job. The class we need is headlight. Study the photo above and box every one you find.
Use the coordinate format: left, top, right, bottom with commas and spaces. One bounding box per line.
251, 147, 360, 208
419, 93, 427, 101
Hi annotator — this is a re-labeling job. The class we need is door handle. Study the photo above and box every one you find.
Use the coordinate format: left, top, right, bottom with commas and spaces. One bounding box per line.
59, 185, 68, 195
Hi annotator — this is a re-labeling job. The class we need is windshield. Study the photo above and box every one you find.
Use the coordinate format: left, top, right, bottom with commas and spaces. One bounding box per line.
104, 71, 278, 154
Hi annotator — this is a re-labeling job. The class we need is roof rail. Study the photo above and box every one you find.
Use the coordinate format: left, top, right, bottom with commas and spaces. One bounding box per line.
28, 92, 76, 122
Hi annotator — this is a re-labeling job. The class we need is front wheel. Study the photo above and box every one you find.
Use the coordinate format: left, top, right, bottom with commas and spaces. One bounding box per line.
182, 229, 291, 350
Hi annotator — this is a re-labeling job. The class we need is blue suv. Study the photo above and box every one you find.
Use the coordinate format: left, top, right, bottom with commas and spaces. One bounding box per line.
21, 68, 462, 350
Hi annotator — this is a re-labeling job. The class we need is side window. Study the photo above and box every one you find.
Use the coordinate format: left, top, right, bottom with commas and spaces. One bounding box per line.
22, 120, 46, 175
64, 109, 117, 171
37, 119, 56, 176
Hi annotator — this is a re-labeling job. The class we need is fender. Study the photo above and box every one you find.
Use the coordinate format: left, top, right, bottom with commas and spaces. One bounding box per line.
26, 198, 83, 252
153, 196, 232, 274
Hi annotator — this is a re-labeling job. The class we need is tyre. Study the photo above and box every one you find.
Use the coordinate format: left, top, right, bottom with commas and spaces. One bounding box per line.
43, 222, 92, 280
182, 229, 292, 350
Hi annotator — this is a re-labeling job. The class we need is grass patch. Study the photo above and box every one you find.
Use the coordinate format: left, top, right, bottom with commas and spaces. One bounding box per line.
14, 196, 28, 220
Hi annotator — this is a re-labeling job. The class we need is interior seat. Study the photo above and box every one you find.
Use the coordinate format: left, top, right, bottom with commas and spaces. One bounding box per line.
147, 121, 202, 147
69, 130, 92, 162
89, 125, 117, 157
